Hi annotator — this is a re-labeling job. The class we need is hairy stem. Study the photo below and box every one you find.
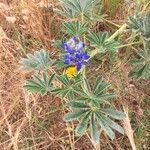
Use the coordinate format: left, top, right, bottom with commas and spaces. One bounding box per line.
107, 23, 127, 42
103, 18, 121, 28
117, 41, 142, 49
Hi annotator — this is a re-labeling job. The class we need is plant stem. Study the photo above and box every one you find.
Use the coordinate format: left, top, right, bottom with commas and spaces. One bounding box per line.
89, 49, 99, 58
103, 18, 121, 28
127, 32, 140, 41
117, 41, 142, 48
107, 23, 127, 42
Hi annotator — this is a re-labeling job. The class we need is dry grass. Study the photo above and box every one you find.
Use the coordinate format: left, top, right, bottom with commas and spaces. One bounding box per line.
0, 0, 61, 51
0, 0, 150, 150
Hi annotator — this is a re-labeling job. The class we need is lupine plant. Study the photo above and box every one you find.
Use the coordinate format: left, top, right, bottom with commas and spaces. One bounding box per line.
128, 12, 150, 79
19, 0, 150, 147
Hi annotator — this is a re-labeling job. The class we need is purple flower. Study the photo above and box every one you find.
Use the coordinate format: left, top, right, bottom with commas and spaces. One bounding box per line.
75, 42, 85, 51
61, 37, 90, 71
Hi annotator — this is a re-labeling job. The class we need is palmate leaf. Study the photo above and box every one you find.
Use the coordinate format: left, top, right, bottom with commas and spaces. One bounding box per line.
87, 32, 119, 53
65, 107, 125, 143
59, 0, 98, 17
78, 0, 98, 13
54, 5, 77, 18
128, 12, 150, 38
80, 77, 115, 104
63, 21, 87, 37
64, 110, 90, 122
52, 74, 82, 99
143, 11, 150, 39
129, 49, 150, 79
128, 14, 143, 32
84, 2, 105, 22
19, 50, 54, 71
60, 0, 97, 14
64, 76, 125, 144
128, 12, 150, 79
24, 73, 55, 95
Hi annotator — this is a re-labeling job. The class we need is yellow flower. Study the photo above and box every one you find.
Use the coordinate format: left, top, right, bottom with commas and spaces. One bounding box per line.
65, 65, 77, 78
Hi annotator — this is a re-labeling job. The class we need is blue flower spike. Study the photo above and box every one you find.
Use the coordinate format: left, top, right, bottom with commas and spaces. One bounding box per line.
61, 37, 90, 71
67, 37, 77, 48
75, 41, 85, 51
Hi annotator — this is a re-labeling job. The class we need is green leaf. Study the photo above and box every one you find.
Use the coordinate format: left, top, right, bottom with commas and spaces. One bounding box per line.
101, 115, 124, 134
75, 112, 90, 136
52, 74, 82, 99
64, 76, 125, 142
78, 96, 91, 102
96, 113, 115, 140
143, 11, 150, 39
56, 0, 100, 20
92, 93, 115, 104
19, 50, 54, 71
24, 73, 55, 95
52, 88, 72, 99
79, 77, 115, 104
141, 64, 150, 79
64, 21, 87, 37
101, 108, 126, 120
55, 60, 67, 69
56, 75, 70, 86
61, 89, 70, 98
66, 101, 89, 109
68, 90, 75, 100
51, 88, 64, 95
129, 53, 150, 79
94, 83, 111, 96
129, 65, 146, 79
73, 87, 86, 96
87, 32, 119, 53
82, 78, 92, 94
97, 93, 115, 99
64, 110, 89, 122
48, 73, 55, 87
93, 76, 102, 93
54, 6, 77, 18
128, 14, 143, 31
128, 59, 143, 65
60, 0, 98, 14
90, 114, 99, 144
